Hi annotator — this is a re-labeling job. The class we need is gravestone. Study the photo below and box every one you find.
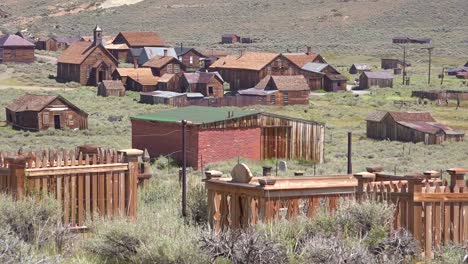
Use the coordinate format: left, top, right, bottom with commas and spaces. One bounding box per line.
231, 163, 253, 183
278, 161, 287, 172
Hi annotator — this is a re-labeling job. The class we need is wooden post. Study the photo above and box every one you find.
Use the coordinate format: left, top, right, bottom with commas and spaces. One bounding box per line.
447, 168, 465, 190
118, 149, 143, 219
354, 172, 375, 201
6, 154, 31, 200
407, 176, 425, 252
347, 132, 352, 174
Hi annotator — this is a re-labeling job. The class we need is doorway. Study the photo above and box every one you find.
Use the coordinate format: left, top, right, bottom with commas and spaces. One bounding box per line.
98, 71, 105, 83
54, 115, 61, 129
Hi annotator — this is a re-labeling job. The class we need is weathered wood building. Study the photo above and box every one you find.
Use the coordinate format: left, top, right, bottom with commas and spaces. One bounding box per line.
110, 31, 166, 62
181, 72, 225, 98
140, 91, 187, 106
142, 55, 185, 76
131, 106, 325, 168
5, 94, 88, 131
36, 37, 81, 51
97, 80, 125, 97
56, 26, 118, 86
0, 34, 35, 63
175, 46, 205, 71
301, 62, 347, 92
366, 111, 464, 145
359, 71, 393, 89
381, 58, 410, 70
221, 34, 240, 44
349, 63, 371, 74
412, 90, 468, 101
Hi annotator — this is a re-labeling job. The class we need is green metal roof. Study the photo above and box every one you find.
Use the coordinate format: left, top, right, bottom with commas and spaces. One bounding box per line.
132, 106, 261, 124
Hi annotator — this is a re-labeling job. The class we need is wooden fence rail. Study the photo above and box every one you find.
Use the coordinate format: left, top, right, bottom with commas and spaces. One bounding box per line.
0, 148, 145, 227
206, 166, 468, 258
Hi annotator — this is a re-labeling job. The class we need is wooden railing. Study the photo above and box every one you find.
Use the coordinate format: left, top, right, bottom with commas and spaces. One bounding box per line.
0, 148, 146, 227
206, 166, 468, 258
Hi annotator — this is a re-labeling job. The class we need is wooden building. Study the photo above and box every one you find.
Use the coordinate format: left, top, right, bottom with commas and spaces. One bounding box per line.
412, 90, 468, 101
366, 111, 464, 145
381, 58, 410, 70
131, 106, 325, 168
156, 73, 181, 92
447, 67, 468, 76
221, 34, 240, 44
181, 72, 224, 98
302, 62, 347, 92
112, 67, 160, 92
140, 91, 187, 106
110, 31, 166, 62
201, 49, 228, 69
97, 80, 125, 97
349, 63, 371, 74
5, 94, 88, 131
359, 71, 393, 89
136, 47, 177, 66
142, 55, 185, 76
112, 68, 153, 86
56, 26, 118, 86
37, 37, 82, 51
210, 52, 304, 91
0, 34, 35, 63
175, 46, 205, 71
283, 48, 327, 67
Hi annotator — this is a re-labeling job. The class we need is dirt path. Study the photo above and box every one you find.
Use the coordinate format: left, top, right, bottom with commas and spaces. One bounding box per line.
100, 0, 145, 8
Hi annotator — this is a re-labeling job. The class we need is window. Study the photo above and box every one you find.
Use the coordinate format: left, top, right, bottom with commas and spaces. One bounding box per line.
174, 64, 180, 73
167, 64, 173, 74
86, 65, 91, 79
208, 86, 214, 96
271, 94, 276, 104
189, 56, 193, 65
283, 92, 289, 104
43, 113, 49, 125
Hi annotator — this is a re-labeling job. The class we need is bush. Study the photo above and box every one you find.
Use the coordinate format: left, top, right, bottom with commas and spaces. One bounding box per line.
187, 184, 208, 225
372, 229, 420, 263
200, 228, 288, 264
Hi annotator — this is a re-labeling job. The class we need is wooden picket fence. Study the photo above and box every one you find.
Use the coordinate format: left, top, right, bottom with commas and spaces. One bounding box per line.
206, 166, 468, 258
0, 148, 145, 228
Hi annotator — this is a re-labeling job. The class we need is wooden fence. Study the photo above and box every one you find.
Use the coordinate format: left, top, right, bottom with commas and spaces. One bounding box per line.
205, 166, 468, 258
0, 148, 146, 228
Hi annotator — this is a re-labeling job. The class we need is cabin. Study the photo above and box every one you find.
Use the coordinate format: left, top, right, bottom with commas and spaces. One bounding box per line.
283, 48, 327, 67
209, 52, 304, 91
221, 34, 240, 44
302, 62, 347, 92
241, 37, 253, 44
36, 37, 81, 51
112, 67, 155, 88
366, 111, 464, 145
97, 80, 125, 97
381, 58, 410, 70
142, 56, 185, 76
201, 50, 228, 69
5, 94, 88, 131
175, 46, 205, 71
181, 72, 224, 98
140, 91, 187, 106
131, 106, 325, 169
359, 71, 393, 89
125, 72, 159, 92
0, 34, 35, 63
349, 64, 371, 74
110, 32, 166, 62
56, 26, 118, 86
156, 73, 182, 92
135, 47, 177, 66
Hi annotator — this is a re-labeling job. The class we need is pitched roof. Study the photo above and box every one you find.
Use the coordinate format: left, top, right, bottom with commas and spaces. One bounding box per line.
116, 32, 165, 47
255, 75, 309, 91
105, 43, 129, 50
352, 63, 371, 71
132, 106, 260, 124
115, 68, 154, 78
128, 74, 159, 86
99, 80, 125, 90
238, 88, 277, 96
209, 52, 279, 71
183, 72, 224, 84
201, 50, 229, 57
6, 94, 87, 116
363, 71, 394, 79
174, 47, 204, 57
158, 73, 176, 83
366, 110, 389, 122
302, 62, 329, 73
0, 34, 35, 47
142, 56, 178, 69
366, 110, 436, 122
57, 42, 117, 64
325, 74, 348, 81
397, 121, 463, 135
139, 47, 177, 65
141, 91, 185, 98
283, 53, 322, 68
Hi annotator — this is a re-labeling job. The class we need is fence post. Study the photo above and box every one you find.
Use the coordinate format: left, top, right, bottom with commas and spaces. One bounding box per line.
407, 176, 425, 254
6, 154, 31, 200
353, 172, 375, 201
118, 149, 143, 219
446, 168, 466, 190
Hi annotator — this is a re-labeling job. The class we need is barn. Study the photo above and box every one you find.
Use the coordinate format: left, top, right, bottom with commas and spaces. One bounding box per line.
56, 26, 118, 86
181, 72, 225, 98
97, 80, 125, 97
359, 71, 393, 89
366, 110, 464, 145
131, 106, 325, 169
5, 94, 88, 131
349, 64, 371, 74
0, 34, 35, 63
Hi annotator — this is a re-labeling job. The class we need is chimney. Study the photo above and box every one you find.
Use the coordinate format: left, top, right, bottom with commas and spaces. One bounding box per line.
306, 46, 312, 55
93, 25, 103, 47
180, 43, 183, 51
164, 49, 168, 57
133, 57, 138, 69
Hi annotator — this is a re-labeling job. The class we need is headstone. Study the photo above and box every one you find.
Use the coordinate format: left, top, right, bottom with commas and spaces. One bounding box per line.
278, 161, 287, 172
231, 163, 253, 183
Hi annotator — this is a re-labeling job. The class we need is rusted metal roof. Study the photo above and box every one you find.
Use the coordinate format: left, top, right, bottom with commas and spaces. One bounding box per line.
209, 52, 279, 71
6, 94, 87, 116
57, 42, 117, 65
398, 121, 463, 135
283, 53, 322, 68
115, 32, 165, 47
0, 34, 35, 47
183, 72, 224, 84
142, 56, 178, 69
363, 71, 393, 79
254, 75, 310, 91
366, 110, 435, 122
99, 80, 125, 90
238, 88, 277, 96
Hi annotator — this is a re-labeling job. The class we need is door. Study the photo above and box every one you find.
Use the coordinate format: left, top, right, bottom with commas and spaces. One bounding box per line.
54, 115, 61, 129
98, 71, 104, 83
261, 127, 291, 159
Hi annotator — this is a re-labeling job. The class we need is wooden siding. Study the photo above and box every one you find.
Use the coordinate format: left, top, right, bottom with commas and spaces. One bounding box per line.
359, 75, 393, 89
0, 47, 34, 63
179, 50, 203, 71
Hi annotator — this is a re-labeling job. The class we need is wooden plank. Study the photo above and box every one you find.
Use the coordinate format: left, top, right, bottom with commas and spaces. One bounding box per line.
414, 193, 468, 202
84, 155, 91, 222
25, 163, 129, 177
77, 154, 84, 226
63, 175, 70, 225
113, 161, 119, 216
119, 170, 125, 215
452, 186, 460, 243
98, 152, 105, 215
433, 183, 441, 251
92, 155, 98, 216
71, 152, 77, 225
462, 185, 468, 244
443, 185, 451, 244
424, 186, 433, 258
106, 154, 113, 218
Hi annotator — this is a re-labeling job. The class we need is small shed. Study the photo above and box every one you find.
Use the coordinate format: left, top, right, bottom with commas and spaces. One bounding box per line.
366, 110, 464, 144
181, 72, 225, 98
5, 94, 88, 131
349, 63, 371, 74
241, 37, 253, 44
221, 34, 240, 44
359, 71, 393, 89
97, 80, 125, 97
139, 91, 187, 106
381, 58, 410, 70
0, 34, 35, 63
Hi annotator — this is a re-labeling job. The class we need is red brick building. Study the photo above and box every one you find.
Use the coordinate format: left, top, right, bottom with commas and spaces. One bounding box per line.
131, 106, 325, 169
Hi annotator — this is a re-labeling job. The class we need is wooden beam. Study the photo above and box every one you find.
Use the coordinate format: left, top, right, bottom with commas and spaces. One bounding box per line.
414, 193, 468, 202
0, 167, 9, 177
25, 163, 128, 177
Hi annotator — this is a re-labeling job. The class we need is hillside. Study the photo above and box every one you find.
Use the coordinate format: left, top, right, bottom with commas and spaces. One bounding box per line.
1, 0, 467, 57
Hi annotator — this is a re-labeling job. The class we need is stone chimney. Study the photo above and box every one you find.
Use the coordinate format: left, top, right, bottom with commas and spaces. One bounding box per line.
306, 46, 312, 55
93, 25, 103, 46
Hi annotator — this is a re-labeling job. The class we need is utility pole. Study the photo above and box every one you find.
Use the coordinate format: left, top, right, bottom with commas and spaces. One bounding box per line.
402, 45, 407, 85
421, 47, 434, 84
181, 120, 188, 218
347, 132, 352, 174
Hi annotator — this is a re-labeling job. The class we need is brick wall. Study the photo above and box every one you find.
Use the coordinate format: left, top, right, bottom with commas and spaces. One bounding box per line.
197, 127, 261, 168
131, 120, 199, 167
